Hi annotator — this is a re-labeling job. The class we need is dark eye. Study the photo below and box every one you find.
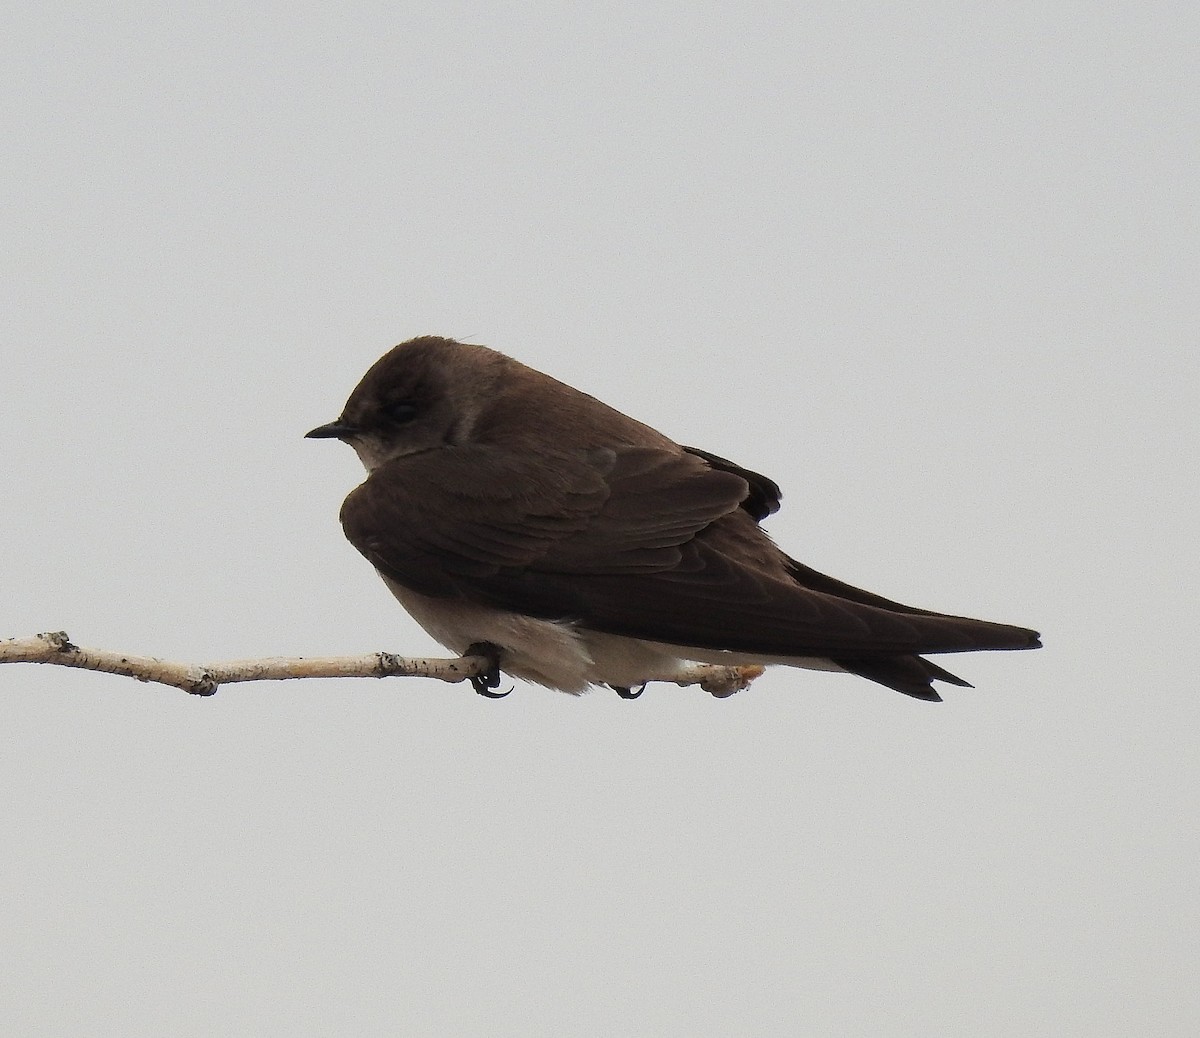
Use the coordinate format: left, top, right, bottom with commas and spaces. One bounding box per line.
386, 400, 418, 424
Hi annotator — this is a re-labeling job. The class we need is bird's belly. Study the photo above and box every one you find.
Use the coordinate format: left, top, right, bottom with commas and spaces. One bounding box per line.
379, 576, 601, 692
379, 576, 689, 692
378, 575, 843, 693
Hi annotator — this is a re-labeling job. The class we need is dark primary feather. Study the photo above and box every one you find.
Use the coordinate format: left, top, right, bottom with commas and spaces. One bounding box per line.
682, 451, 1038, 697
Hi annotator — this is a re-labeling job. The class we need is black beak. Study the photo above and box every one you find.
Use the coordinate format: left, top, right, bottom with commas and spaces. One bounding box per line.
305, 420, 357, 440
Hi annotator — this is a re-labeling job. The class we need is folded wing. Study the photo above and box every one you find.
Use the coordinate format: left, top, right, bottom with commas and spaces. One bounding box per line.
340, 444, 1040, 671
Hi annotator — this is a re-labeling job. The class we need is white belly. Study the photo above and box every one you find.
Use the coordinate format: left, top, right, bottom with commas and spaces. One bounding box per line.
380, 576, 843, 694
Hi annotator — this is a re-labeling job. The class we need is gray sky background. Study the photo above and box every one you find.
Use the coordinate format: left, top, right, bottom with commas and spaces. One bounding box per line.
3, 3, 1197, 1035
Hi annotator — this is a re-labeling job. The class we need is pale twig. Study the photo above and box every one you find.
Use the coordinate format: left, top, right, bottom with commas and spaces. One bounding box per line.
0, 631, 763, 698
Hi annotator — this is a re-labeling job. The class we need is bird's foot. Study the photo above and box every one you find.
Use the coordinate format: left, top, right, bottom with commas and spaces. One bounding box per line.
610, 683, 647, 700
464, 641, 510, 698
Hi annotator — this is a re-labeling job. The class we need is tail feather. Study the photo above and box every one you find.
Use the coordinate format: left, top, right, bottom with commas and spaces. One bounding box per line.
835, 655, 974, 702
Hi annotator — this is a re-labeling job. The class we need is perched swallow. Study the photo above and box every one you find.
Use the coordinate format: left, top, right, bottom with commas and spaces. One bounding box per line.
307, 336, 1040, 701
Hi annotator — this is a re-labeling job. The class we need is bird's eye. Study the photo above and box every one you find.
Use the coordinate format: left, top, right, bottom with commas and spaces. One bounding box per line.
386, 400, 418, 424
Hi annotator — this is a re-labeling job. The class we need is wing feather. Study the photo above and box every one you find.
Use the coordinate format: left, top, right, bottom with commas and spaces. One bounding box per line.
340, 444, 1039, 658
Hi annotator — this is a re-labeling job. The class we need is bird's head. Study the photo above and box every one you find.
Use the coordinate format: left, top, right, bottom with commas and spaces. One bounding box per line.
305, 336, 506, 471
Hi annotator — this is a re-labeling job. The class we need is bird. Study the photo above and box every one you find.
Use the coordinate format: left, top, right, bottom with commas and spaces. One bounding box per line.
306, 336, 1040, 701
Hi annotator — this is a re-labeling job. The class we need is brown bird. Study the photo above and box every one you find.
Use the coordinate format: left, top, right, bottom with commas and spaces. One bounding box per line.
307, 336, 1040, 701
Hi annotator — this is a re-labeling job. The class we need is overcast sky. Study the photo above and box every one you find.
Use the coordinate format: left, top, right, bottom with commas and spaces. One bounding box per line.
3, 3, 1197, 1035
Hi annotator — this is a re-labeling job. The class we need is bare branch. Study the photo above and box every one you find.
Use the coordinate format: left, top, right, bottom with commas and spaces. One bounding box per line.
1, 631, 763, 698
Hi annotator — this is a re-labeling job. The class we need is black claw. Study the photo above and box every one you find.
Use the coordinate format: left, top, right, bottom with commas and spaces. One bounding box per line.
465, 641, 510, 698
611, 683, 647, 700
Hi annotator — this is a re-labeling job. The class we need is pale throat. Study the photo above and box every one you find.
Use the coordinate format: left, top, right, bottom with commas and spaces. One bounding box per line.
349, 435, 397, 473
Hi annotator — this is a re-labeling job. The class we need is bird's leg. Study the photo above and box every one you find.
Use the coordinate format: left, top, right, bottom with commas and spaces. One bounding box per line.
464, 641, 510, 698
610, 683, 647, 700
